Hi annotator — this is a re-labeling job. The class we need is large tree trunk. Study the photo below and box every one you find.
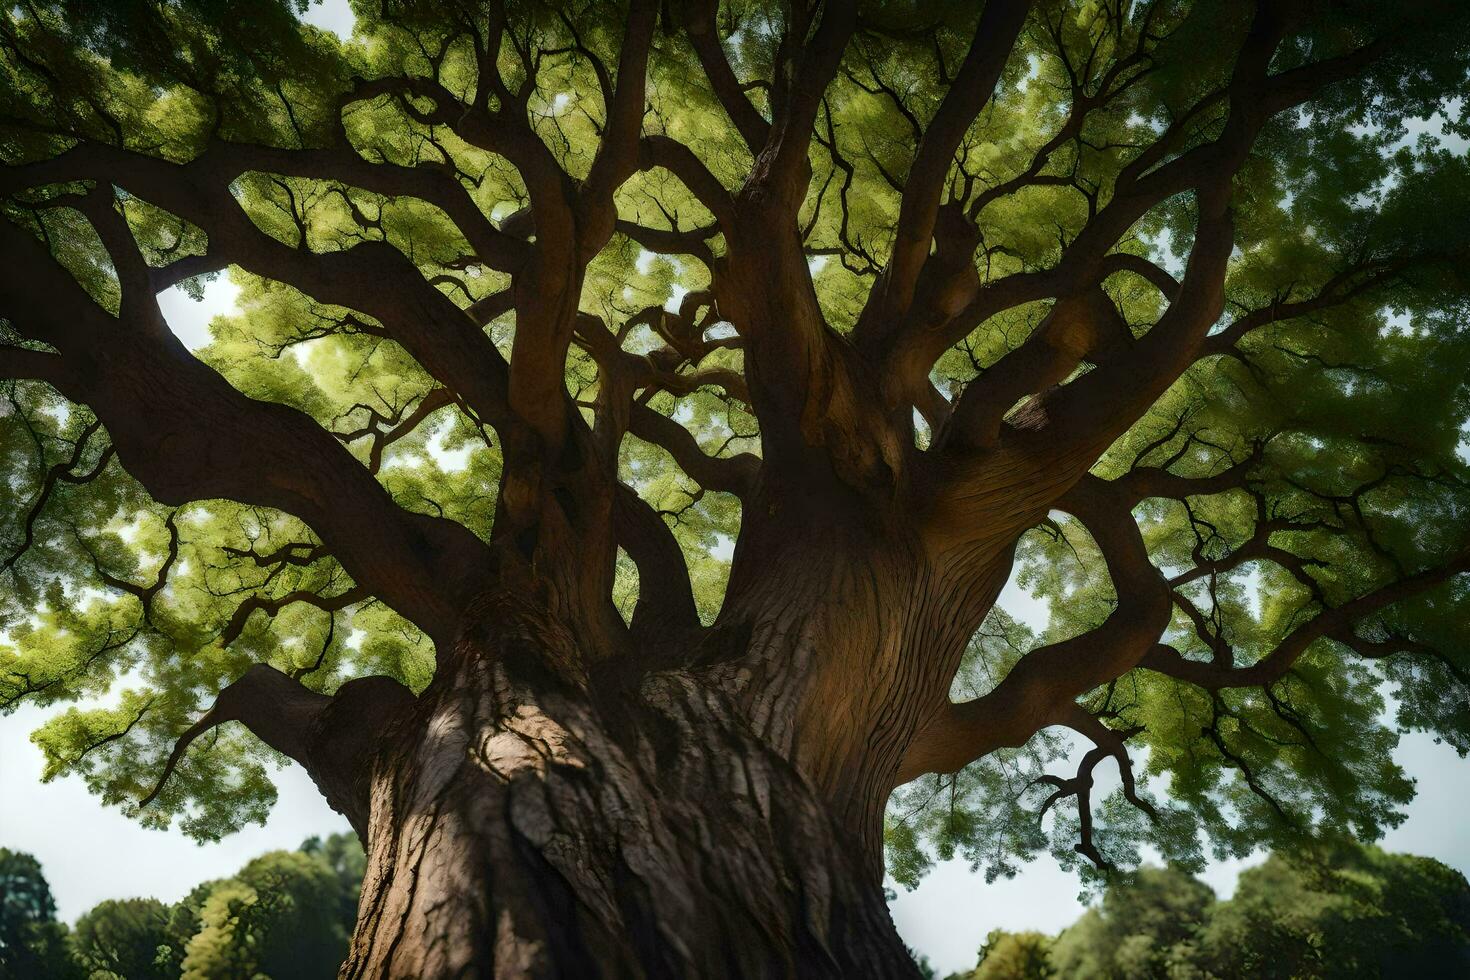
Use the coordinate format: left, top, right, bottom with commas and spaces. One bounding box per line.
336, 591, 923, 979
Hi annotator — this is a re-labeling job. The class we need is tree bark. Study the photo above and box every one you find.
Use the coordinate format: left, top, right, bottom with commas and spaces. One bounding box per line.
337, 590, 922, 980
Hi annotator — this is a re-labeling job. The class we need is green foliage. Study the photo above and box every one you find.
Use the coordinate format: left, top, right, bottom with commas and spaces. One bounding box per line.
299, 832, 367, 929
1192, 846, 1470, 979
72, 898, 175, 980
0, 834, 363, 979
1049, 866, 1214, 979
179, 881, 265, 980
948, 843, 1470, 980
969, 929, 1054, 980
887, 610, 1071, 888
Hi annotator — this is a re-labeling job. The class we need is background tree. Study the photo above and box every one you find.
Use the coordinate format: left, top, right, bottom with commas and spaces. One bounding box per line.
0, 848, 79, 980
946, 843, 1470, 979
1193, 846, 1470, 979
71, 898, 175, 980
0, 834, 363, 979
300, 833, 368, 933
2, 0, 1469, 975
1048, 866, 1214, 978
968, 929, 1054, 980
178, 850, 348, 980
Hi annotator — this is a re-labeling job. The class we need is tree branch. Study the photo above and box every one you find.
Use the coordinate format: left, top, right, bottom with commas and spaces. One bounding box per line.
0, 346, 77, 388
627, 402, 758, 496
0, 211, 493, 647
677, 0, 770, 152
219, 583, 371, 648
578, 0, 658, 259
139, 664, 330, 811
1140, 546, 1470, 689
899, 476, 1172, 779
2, 142, 522, 434
867, 0, 1030, 321
756, 0, 858, 206
638, 135, 737, 227
135, 662, 418, 840
613, 483, 701, 641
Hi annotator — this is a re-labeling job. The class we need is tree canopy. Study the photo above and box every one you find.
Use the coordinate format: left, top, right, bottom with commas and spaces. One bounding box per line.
949, 843, 1470, 979
1, 0, 1469, 930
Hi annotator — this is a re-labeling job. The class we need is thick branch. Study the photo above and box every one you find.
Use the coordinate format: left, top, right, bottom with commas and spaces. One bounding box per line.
139, 664, 329, 810
138, 663, 413, 838
756, 0, 857, 206
638, 135, 737, 227
899, 476, 1171, 779
0, 215, 492, 646
627, 403, 758, 496
678, 0, 770, 152
2, 142, 522, 436
872, 0, 1030, 319
613, 484, 700, 640
578, 0, 658, 259
942, 286, 1129, 451
0, 346, 76, 387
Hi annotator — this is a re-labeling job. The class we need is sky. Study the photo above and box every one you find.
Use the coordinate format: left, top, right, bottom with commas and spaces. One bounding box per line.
299, 0, 354, 38
2, 2, 1469, 977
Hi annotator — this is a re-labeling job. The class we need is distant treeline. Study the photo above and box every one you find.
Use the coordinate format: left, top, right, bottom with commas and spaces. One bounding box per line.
939, 842, 1470, 980
6, 836, 1468, 978
0, 834, 362, 979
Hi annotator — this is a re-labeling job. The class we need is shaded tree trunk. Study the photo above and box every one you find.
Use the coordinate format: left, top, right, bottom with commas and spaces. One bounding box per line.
337, 589, 925, 979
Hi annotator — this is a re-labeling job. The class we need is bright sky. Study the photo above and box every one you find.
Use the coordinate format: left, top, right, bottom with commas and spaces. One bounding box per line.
300, 0, 355, 39
2, 3, 1468, 976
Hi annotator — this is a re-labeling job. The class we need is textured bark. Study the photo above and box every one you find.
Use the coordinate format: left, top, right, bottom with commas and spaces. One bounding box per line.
338, 591, 920, 980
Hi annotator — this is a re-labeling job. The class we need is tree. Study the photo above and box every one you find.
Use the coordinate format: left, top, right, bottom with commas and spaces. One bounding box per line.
968, 929, 1053, 980
300, 833, 367, 934
71, 898, 175, 980
1194, 846, 1470, 979
0, 837, 362, 978
179, 850, 351, 980
1048, 865, 1214, 978
0, 849, 81, 980
955, 844, 1470, 979
177, 881, 263, 980
2, 0, 1468, 975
